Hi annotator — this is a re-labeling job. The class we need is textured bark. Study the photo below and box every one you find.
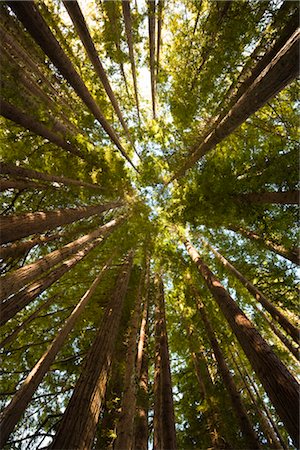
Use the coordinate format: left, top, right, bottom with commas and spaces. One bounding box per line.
0, 179, 49, 192
238, 190, 299, 205
183, 238, 300, 447
153, 274, 177, 450
172, 28, 300, 180
0, 295, 56, 350
0, 224, 119, 326
63, 0, 136, 150
8, 1, 136, 170
0, 162, 102, 191
0, 200, 122, 244
0, 260, 111, 447
0, 99, 86, 161
0, 233, 60, 261
156, 0, 163, 79
201, 238, 299, 344
50, 252, 134, 450
194, 291, 260, 449
148, 0, 156, 119
114, 273, 144, 450
1, 217, 123, 301
231, 226, 299, 265
153, 276, 163, 450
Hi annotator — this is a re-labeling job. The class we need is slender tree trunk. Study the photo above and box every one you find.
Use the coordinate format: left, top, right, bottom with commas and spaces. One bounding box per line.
148, 0, 156, 119
0, 99, 87, 161
153, 275, 163, 450
122, 0, 141, 124
134, 262, 150, 450
0, 233, 60, 261
0, 162, 102, 191
238, 190, 299, 205
0, 260, 111, 447
154, 274, 177, 450
183, 238, 300, 447
114, 273, 144, 449
156, 0, 163, 79
1, 217, 123, 301
230, 226, 299, 265
49, 251, 134, 450
8, 1, 137, 171
0, 200, 122, 244
194, 290, 260, 449
201, 237, 299, 344
0, 221, 121, 326
230, 351, 284, 450
172, 28, 300, 180
0, 295, 56, 349
0, 179, 50, 192
63, 0, 135, 148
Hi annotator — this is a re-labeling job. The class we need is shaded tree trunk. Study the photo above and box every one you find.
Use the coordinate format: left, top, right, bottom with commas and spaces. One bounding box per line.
0, 233, 60, 261
0, 260, 111, 447
122, 0, 141, 124
237, 190, 299, 205
1, 217, 124, 301
172, 28, 300, 180
201, 237, 299, 344
0, 200, 122, 244
148, 0, 156, 119
153, 274, 177, 450
0, 179, 51, 192
183, 238, 300, 447
0, 99, 87, 161
193, 289, 260, 449
230, 226, 299, 265
8, 1, 137, 171
49, 251, 134, 450
156, 0, 164, 79
0, 162, 103, 191
114, 272, 144, 449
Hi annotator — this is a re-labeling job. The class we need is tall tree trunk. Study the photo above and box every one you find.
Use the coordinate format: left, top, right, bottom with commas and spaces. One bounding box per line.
0, 200, 122, 244
172, 28, 299, 180
49, 251, 134, 450
0, 179, 51, 192
0, 162, 103, 191
0, 99, 87, 161
114, 272, 144, 449
0, 295, 56, 350
0, 259, 112, 447
63, 0, 136, 150
0, 233, 60, 261
8, 1, 137, 171
122, 0, 141, 124
153, 275, 163, 450
1, 217, 124, 301
156, 0, 164, 79
148, 0, 156, 119
230, 226, 299, 265
183, 238, 299, 447
134, 262, 150, 450
230, 350, 284, 450
237, 190, 299, 205
194, 290, 261, 449
153, 274, 177, 450
0, 221, 121, 326
201, 237, 299, 344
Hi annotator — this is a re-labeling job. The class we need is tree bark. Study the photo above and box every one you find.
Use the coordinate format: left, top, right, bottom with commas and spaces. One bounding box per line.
0, 179, 50, 192
0, 162, 103, 191
0, 233, 60, 261
230, 226, 300, 265
63, 0, 136, 148
0, 99, 87, 161
114, 272, 144, 450
1, 217, 124, 301
0, 260, 111, 447
183, 238, 299, 447
0, 200, 122, 244
122, 0, 140, 125
201, 237, 299, 344
156, 0, 163, 79
194, 290, 261, 449
238, 190, 299, 205
8, 1, 137, 171
172, 28, 300, 180
153, 274, 177, 450
49, 251, 134, 450
148, 0, 156, 119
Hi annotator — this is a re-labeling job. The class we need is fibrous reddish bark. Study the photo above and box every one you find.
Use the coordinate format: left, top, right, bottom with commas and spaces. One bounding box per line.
0, 233, 60, 261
